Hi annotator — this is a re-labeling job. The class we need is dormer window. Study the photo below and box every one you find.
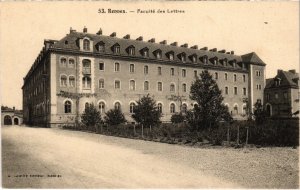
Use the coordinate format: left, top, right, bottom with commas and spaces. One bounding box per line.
166, 51, 174, 60
212, 57, 218, 65
201, 55, 208, 64
97, 41, 105, 52
126, 45, 135, 56
189, 54, 197, 63
232, 60, 236, 67
223, 58, 228, 66
178, 53, 186, 62
153, 49, 162, 59
275, 78, 281, 86
140, 47, 149, 57
83, 39, 90, 51
112, 43, 120, 54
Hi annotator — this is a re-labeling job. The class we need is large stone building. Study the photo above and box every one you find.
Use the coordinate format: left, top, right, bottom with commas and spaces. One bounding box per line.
264, 69, 299, 117
22, 27, 266, 127
1, 106, 23, 126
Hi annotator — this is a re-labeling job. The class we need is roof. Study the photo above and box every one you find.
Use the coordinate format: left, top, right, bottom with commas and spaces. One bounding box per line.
51, 31, 265, 65
265, 70, 299, 89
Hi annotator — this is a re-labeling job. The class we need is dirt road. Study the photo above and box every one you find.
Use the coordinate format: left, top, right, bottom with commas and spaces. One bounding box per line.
2, 125, 298, 188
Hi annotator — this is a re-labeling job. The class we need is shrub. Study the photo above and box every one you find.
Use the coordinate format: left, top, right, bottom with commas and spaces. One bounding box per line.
81, 104, 102, 130
104, 108, 126, 126
171, 114, 185, 124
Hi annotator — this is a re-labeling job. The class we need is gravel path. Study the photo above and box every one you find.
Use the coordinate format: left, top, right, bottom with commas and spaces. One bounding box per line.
2, 125, 299, 188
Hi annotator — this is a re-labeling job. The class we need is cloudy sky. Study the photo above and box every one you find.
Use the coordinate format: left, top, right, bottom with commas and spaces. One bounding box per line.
0, 1, 299, 110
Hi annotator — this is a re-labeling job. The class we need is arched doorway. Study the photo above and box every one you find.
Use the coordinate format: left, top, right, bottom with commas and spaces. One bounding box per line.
14, 118, 19, 125
4, 115, 12, 125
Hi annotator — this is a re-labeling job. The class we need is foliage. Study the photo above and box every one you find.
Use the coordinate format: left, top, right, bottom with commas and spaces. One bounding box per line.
171, 113, 185, 124
81, 103, 102, 127
253, 100, 267, 125
188, 70, 232, 130
131, 94, 162, 128
104, 108, 126, 126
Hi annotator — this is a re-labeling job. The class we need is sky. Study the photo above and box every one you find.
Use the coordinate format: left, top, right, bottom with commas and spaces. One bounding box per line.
0, 1, 299, 110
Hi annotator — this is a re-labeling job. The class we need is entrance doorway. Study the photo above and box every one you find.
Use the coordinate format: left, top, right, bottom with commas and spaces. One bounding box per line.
14, 118, 19, 125
4, 115, 12, 125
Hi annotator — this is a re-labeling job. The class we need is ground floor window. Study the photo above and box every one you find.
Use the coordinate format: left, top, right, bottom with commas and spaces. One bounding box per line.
64, 101, 72, 113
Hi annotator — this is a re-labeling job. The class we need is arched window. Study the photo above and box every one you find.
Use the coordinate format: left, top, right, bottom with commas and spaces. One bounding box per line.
97, 41, 105, 52
181, 103, 187, 114
69, 76, 75, 87
82, 59, 91, 74
144, 81, 149, 91
99, 102, 105, 114
225, 73, 228, 80
158, 82, 163, 91
83, 39, 90, 51
182, 83, 187, 92
157, 103, 162, 113
115, 62, 120, 72
225, 87, 229, 95
144, 65, 148, 74
130, 102, 135, 114
82, 76, 91, 89
170, 84, 175, 92
130, 80, 135, 91
60, 58, 67, 67
60, 75, 67, 87
130, 64, 135, 73
215, 72, 218, 80
234, 105, 238, 115
99, 79, 104, 89
64, 101, 72, 113
243, 104, 247, 115
85, 102, 90, 109
115, 80, 121, 89
114, 102, 121, 110
170, 103, 175, 113
69, 59, 75, 68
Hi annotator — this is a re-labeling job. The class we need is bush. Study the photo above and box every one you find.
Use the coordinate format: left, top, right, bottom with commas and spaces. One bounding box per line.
104, 108, 126, 126
81, 103, 102, 128
171, 114, 185, 124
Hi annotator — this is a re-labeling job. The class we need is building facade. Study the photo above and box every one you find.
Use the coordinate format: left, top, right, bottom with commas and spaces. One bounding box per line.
1, 106, 23, 126
264, 69, 299, 117
22, 27, 266, 127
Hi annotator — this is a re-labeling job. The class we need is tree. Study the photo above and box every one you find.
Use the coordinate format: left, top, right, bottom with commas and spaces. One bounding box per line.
188, 70, 232, 130
104, 108, 126, 126
253, 100, 267, 125
81, 103, 102, 127
171, 113, 185, 124
131, 94, 161, 128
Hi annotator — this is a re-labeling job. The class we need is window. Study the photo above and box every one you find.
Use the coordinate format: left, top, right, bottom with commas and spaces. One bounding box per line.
144, 66, 148, 74
170, 103, 176, 113
130, 102, 135, 114
130, 80, 135, 90
283, 92, 288, 99
225, 73, 228, 80
130, 64, 135, 73
169, 53, 174, 60
82, 76, 91, 89
82, 59, 91, 74
213, 59, 217, 65
243, 88, 247, 96
99, 102, 105, 114
69, 76, 75, 87
180, 54, 186, 62
144, 81, 149, 91
243, 105, 247, 115
243, 75, 246, 82
128, 47, 135, 55
266, 93, 270, 101
158, 82, 162, 91
157, 103, 162, 113
69, 59, 75, 68
194, 70, 198, 78
142, 49, 149, 57
203, 57, 207, 64
99, 79, 104, 89
234, 87, 238, 95
115, 80, 120, 89
114, 102, 121, 110
192, 56, 197, 63
256, 71, 261, 77
275, 93, 279, 99
234, 74, 237, 82
83, 39, 90, 51
182, 69, 186, 77
156, 51, 162, 59
113, 45, 120, 54
170, 68, 175, 76
225, 87, 229, 95
234, 105, 238, 115
256, 84, 262, 90
158, 67, 162, 75
170, 84, 175, 92
182, 83, 187, 92
99, 62, 104, 71
97, 42, 105, 52
64, 100, 72, 113
60, 75, 67, 87
115, 62, 120, 72
181, 103, 187, 114
215, 72, 218, 80
60, 58, 67, 67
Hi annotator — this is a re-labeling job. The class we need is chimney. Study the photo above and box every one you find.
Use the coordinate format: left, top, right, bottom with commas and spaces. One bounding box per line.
209, 48, 217, 52
96, 28, 102, 35
148, 38, 155, 43
83, 26, 87, 33
289, 69, 296, 74
226, 52, 231, 54
160, 40, 167, 45
170, 42, 178, 46
70, 27, 76, 33
13, 107, 15, 111
110, 32, 116, 37
191, 45, 198, 49
123, 34, 130, 39
218, 49, 226, 53
181, 43, 188, 48
200, 47, 208, 50
231, 51, 234, 55
136, 36, 143, 41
